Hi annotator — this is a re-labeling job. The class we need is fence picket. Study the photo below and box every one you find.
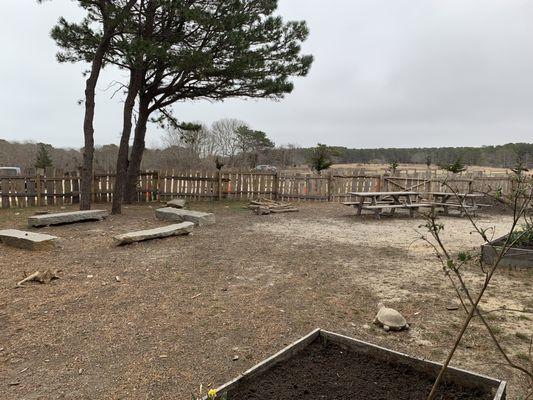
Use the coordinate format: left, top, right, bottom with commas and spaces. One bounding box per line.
0, 169, 529, 208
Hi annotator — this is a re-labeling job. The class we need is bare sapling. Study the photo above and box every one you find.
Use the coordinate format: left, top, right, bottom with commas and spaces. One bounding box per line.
418, 166, 533, 400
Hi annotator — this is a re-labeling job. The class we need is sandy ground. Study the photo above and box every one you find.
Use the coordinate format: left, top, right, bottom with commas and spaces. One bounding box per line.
0, 201, 531, 399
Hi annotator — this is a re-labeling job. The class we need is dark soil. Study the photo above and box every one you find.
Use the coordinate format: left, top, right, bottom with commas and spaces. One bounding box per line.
226, 339, 495, 400
494, 238, 533, 251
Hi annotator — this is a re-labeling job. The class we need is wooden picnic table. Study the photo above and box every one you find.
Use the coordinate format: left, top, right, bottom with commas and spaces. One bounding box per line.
425, 192, 486, 216
345, 191, 432, 218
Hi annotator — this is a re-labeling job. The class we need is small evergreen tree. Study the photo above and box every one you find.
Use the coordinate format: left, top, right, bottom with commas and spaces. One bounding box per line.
308, 144, 337, 174
511, 156, 529, 176
389, 160, 399, 174
441, 158, 467, 174
35, 143, 53, 169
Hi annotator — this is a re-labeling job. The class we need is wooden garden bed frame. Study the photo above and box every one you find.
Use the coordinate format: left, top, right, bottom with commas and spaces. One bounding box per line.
482, 234, 533, 268
207, 329, 507, 400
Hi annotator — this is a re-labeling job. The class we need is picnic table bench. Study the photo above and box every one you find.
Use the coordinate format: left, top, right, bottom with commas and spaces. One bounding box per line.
344, 191, 433, 219
425, 192, 489, 216
343, 191, 491, 219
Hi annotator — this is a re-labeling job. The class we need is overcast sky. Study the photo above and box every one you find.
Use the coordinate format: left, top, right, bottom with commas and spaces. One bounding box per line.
1, 0, 532, 149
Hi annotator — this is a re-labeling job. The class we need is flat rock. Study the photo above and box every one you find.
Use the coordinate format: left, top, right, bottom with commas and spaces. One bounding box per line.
166, 199, 187, 209
155, 207, 215, 226
113, 222, 194, 245
0, 229, 58, 250
28, 210, 109, 227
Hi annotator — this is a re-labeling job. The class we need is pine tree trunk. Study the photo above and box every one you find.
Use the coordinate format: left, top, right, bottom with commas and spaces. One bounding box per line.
111, 70, 143, 215
80, 34, 111, 210
124, 98, 150, 204
78, 0, 138, 210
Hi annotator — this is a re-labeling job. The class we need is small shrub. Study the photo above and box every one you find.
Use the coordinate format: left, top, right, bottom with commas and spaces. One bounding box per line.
440, 158, 466, 174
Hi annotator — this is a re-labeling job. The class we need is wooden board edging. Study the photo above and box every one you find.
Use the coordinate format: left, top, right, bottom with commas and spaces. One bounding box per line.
482, 234, 533, 268
206, 329, 506, 400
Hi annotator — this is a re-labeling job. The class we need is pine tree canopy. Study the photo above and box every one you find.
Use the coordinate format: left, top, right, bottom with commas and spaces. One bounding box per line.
51, 0, 313, 111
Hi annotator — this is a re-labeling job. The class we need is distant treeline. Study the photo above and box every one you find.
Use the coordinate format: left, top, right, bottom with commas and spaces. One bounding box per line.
0, 138, 531, 173
329, 143, 533, 168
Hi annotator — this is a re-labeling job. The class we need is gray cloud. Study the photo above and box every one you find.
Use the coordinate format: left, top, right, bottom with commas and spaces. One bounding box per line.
1, 0, 532, 149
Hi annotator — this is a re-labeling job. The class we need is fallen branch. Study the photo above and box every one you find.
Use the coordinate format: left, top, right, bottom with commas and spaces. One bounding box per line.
16, 270, 59, 288
249, 197, 299, 214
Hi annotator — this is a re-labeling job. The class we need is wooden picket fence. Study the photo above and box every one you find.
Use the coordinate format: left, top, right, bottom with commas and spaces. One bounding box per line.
0, 169, 523, 209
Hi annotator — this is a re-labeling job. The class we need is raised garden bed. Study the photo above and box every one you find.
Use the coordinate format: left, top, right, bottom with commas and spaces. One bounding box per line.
482, 234, 533, 268
209, 329, 506, 400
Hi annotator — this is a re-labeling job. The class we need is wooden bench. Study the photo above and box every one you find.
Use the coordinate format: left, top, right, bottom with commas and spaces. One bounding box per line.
360, 203, 433, 218
429, 202, 473, 208
427, 202, 478, 217
361, 205, 408, 210
343, 201, 395, 206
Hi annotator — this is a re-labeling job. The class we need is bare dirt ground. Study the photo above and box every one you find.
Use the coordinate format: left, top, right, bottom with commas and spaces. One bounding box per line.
0, 202, 531, 399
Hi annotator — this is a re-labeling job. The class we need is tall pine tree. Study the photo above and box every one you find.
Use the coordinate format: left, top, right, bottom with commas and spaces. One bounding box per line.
52, 0, 313, 213
45, 0, 137, 210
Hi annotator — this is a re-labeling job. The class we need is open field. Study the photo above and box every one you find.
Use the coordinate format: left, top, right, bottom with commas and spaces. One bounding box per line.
281, 162, 531, 176
330, 163, 516, 174
0, 202, 531, 399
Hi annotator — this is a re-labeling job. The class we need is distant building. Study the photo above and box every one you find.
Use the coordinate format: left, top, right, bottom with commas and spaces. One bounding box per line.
0, 167, 21, 176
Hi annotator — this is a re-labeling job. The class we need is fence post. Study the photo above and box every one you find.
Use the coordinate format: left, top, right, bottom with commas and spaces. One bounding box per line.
36, 174, 43, 207
91, 172, 97, 204
155, 171, 160, 202
273, 172, 279, 201
217, 170, 223, 201
0, 178, 8, 209
327, 172, 333, 202
382, 174, 389, 192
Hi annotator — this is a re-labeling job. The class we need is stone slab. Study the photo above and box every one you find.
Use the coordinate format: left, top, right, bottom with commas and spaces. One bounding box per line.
0, 229, 58, 250
155, 207, 215, 226
166, 199, 187, 209
28, 210, 109, 227
113, 222, 194, 245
